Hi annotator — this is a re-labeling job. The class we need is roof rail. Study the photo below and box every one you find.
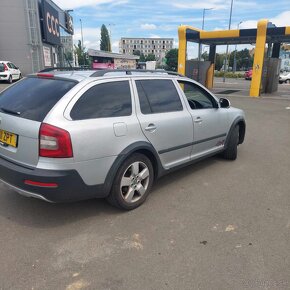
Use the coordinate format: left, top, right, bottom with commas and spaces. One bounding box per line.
39, 66, 92, 72
90, 69, 184, 77
39, 68, 184, 77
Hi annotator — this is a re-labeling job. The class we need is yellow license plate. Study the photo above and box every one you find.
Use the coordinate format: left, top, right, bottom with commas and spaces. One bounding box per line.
0, 129, 18, 147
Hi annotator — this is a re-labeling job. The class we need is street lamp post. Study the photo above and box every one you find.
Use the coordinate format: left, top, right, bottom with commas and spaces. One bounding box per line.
79, 19, 85, 66
108, 23, 115, 52
202, 8, 213, 30
223, 0, 234, 83
233, 21, 243, 73
198, 8, 213, 82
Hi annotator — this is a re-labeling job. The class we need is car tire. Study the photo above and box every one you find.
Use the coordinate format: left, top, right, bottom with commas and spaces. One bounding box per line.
19, 73, 22, 80
222, 125, 239, 160
107, 153, 154, 210
7, 75, 12, 84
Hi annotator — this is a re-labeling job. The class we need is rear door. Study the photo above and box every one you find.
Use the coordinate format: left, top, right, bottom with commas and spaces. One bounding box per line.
133, 78, 193, 169
63, 78, 142, 163
0, 77, 76, 167
10, 63, 20, 79
7, 63, 17, 80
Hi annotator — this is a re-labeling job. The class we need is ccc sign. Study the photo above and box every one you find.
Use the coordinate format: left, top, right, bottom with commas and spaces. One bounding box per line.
46, 12, 59, 37
42, 0, 60, 45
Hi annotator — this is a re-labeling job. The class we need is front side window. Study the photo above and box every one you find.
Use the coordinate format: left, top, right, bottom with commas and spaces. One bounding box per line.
136, 79, 183, 114
177, 81, 217, 110
70, 81, 132, 120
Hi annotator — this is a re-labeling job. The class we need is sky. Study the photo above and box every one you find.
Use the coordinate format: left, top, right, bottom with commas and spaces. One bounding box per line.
53, 0, 290, 58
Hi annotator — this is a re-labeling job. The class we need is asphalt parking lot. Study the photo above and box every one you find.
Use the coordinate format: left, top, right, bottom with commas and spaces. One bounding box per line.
0, 81, 289, 290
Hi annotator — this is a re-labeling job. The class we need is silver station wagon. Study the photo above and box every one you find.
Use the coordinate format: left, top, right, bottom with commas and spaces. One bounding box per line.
0, 69, 245, 210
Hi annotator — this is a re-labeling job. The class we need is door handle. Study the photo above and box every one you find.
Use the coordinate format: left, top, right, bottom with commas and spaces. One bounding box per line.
194, 117, 202, 123
145, 123, 157, 132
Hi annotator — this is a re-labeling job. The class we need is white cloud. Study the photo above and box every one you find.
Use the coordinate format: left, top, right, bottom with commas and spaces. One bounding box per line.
172, 0, 258, 11
53, 0, 127, 9
140, 24, 157, 30
73, 27, 101, 50
173, 1, 227, 10
110, 0, 129, 7
239, 11, 290, 29
73, 28, 121, 53
269, 11, 290, 26
213, 27, 224, 31
112, 41, 120, 53
149, 34, 161, 38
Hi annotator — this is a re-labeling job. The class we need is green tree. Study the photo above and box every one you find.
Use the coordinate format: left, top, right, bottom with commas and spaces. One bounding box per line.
215, 53, 225, 71
133, 50, 146, 62
133, 50, 141, 56
228, 48, 253, 71
100, 24, 111, 52
165, 49, 178, 71
74, 40, 87, 66
65, 51, 73, 61
146, 54, 156, 61
201, 51, 209, 61
139, 53, 146, 62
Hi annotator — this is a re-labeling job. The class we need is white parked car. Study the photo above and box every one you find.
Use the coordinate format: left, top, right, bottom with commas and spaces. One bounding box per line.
0, 61, 22, 83
279, 72, 290, 84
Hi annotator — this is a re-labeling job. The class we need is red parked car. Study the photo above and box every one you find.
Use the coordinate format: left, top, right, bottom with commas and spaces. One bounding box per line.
244, 69, 252, 80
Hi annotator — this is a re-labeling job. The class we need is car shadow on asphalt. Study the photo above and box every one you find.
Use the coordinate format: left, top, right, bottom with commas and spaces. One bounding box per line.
0, 156, 222, 228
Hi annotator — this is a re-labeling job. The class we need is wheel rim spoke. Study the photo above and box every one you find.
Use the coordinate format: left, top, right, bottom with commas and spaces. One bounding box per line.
136, 183, 146, 196
131, 162, 140, 175
139, 167, 149, 180
124, 187, 135, 202
121, 176, 131, 187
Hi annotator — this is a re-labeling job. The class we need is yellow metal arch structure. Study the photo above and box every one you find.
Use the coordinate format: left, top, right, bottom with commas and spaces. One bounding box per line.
178, 20, 290, 97
250, 19, 268, 97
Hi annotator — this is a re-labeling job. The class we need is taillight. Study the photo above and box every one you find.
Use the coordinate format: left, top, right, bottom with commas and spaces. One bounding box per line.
4, 64, 8, 71
39, 123, 73, 158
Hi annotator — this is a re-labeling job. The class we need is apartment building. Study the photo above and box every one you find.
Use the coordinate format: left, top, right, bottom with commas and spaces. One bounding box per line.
119, 37, 174, 63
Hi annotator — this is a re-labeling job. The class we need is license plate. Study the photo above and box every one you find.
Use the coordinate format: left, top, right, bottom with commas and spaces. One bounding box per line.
0, 129, 18, 147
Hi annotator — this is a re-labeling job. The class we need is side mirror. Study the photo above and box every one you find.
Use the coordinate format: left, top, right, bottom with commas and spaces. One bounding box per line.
219, 98, 231, 108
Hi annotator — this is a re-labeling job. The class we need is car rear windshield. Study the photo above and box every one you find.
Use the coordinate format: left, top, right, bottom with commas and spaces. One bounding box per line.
0, 77, 76, 122
0, 63, 4, 72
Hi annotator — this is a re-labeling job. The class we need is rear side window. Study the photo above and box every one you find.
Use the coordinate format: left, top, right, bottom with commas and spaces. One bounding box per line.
0, 63, 4, 72
70, 81, 132, 120
136, 79, 183, 114
0, 77, 76, 122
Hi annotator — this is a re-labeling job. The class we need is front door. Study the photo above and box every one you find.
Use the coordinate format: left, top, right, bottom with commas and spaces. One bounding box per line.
176, 80, 229, 159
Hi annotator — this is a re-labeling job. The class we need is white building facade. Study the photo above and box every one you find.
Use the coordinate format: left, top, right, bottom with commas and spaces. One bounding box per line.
119, 38, 174, 63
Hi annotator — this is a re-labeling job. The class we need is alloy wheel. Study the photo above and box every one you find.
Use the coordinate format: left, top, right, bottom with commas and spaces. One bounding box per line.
120, 161, 150, 203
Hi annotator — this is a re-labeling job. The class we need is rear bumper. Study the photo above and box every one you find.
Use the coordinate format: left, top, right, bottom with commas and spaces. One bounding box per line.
0, 156, 108, 202
0, 74, 9, 81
